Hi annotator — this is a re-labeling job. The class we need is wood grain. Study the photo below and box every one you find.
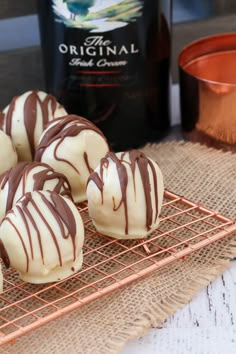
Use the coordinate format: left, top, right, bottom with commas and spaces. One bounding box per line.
121, 260, 236, 354
0, 0, 37, 19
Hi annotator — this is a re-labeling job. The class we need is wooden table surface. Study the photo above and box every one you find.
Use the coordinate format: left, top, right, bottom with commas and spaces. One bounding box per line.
120, 84, 236, 354
121, 260, 236, 354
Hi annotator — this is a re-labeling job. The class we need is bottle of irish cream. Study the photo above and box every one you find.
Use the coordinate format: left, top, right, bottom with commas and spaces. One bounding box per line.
38, 0, 171, 150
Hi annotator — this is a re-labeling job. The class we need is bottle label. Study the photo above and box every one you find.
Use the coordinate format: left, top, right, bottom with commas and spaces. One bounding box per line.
52, 0, 144, 86
58, 36, 139, 68
52, 0, 143, 32
40, 0, 170, 144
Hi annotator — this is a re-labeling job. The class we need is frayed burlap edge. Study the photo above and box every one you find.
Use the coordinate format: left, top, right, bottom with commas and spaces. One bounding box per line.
103, 236, 236, 354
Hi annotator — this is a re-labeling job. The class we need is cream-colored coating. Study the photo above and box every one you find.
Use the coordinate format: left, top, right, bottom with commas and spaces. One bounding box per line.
1, 90, 67, 161
0, 162, 71, 223
0, 130, 17, 175
0, 191, 84, 284
36, 117, 109, 203
86, 151, 164, 239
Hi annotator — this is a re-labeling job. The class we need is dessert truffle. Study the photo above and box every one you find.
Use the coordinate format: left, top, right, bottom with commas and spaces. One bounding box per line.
0, 90, 67, 161
0, 161, 71, 223
86, 150, 164, 239
0, 191, 84, 284
35, 115, 109, 203
0, 130, 18, 175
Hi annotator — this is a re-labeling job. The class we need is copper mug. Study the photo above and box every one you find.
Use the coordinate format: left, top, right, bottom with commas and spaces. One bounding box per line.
179, 33, 236, 151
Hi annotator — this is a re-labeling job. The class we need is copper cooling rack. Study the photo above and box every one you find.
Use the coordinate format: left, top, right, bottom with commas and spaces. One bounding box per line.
1, 190, 236, 346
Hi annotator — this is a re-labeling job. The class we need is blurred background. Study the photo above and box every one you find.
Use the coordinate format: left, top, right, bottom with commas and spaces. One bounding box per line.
0, 0, 235, 51
0, 0, 236, 110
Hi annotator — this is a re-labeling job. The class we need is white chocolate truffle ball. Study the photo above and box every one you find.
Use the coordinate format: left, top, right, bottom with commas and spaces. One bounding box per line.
0, 161, 72, 223
0, 90, 67, 161
35, 115, 109, 203
0, 191, 84, 283
86, 150, 164, 239
0, 130, 17, 174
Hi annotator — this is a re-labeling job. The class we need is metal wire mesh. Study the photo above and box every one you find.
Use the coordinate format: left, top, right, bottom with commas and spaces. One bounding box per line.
0, 190, 236, 346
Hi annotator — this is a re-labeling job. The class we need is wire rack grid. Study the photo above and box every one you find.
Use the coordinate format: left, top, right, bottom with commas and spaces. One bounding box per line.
0, 189, 236, 346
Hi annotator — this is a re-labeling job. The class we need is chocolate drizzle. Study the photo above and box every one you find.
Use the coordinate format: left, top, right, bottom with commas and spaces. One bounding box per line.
107, 153, 129, 234
35, 114, 109, 175
0, 191, 78, 273
88, 150, 160, 234
0, 112, 5, 128
87, 157, 109, 204
0, 162, 29, 212
32, 163, 71, 197
1, 91, 64, 160
6, 214, 30, 272
50, 192, 77, 260
0, 161, 71, 215
24, 93, 38, 158
23, 200, 44, 265
17, 205, 34, 261
83, 152, 93, 174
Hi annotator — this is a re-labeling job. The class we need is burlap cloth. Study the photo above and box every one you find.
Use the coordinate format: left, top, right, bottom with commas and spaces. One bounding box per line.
2, 141, 236, 354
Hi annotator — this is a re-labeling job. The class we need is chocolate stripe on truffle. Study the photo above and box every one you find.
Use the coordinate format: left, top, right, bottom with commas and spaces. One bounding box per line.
9, 191, 78, 273
25, 193, 62, 267
106, 153, 129, 234
83, 152, 93, 174
123, 151, 159, 231
50, 192, 77, 261
0, 91, 63, 158
0, 161, 71, 214
17, 205, 34, 261
87, 157, 109, 204
35, 115, 108, 176
24, 93, 37, 158
89, 151, 160, 234
88, 152, 129, 233
23, 201, 45, 265
0, 112, 5, 128
32, 163, 71, 197
0, 162, 29, 212
0, 191, 78, 272
5, 213, 30, 272
135, 154, 153, 231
